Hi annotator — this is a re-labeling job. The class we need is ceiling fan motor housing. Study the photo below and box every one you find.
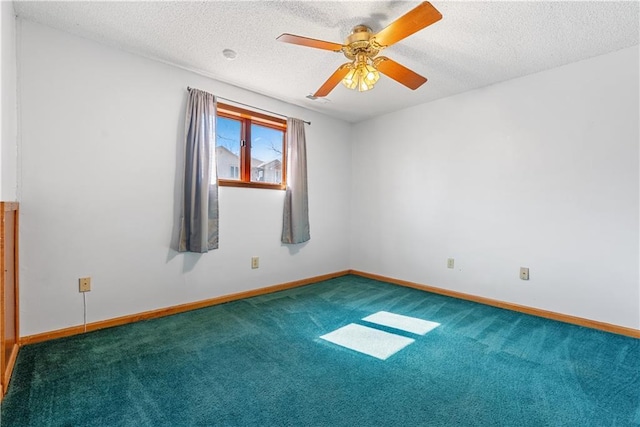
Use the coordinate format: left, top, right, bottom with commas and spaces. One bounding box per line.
343, 25, 381, 60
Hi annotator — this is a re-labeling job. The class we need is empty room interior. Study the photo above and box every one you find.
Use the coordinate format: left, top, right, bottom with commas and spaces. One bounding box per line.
0, 1, 639, 425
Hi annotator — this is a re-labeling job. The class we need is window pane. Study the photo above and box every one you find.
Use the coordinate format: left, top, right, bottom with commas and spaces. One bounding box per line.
250, 124, 284, 184
215, 116, 241, 181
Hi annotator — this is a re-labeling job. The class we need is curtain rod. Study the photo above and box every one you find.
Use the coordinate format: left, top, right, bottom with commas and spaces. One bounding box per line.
187, 86, 311, 126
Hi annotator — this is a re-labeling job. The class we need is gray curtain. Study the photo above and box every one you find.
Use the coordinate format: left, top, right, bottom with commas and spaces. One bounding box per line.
282, 118, 310, 244
178, 88, 219, 253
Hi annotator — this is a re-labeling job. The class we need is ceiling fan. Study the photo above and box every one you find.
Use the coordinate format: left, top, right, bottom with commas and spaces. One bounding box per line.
277, 2, 442, 97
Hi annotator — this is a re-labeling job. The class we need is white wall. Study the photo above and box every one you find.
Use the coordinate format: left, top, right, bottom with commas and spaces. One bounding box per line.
1, 1, 18, 200
16, 18, 640, 335
351, 46, 640, 329
18, 21, 352, 336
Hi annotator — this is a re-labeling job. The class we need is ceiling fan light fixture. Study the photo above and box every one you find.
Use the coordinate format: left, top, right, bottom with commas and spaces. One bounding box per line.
342, 65, 357, 90
342, 57, 380, 92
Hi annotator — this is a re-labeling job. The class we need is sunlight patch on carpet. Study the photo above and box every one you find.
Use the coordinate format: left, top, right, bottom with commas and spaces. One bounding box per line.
362, 311, 440, 335
320, 323, 415, 360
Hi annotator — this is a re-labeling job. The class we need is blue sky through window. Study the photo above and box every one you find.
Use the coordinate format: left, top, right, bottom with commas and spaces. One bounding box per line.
216, 117, 283, 163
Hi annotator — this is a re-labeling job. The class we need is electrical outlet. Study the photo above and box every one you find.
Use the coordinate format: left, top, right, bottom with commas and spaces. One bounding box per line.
251, 257, 259, 269
520, 267, 529, 281
79, 277, 91, 292
447, 258, 455, 269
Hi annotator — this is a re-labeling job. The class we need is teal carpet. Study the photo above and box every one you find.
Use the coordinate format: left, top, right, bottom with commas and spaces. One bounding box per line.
1, 275, 639, 426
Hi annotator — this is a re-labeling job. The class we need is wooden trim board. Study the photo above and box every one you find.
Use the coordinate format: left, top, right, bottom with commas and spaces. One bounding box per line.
20, 270, 350, 345
1, 202, 20, 400
349, 270, 640, 339
3, 344, 19, 392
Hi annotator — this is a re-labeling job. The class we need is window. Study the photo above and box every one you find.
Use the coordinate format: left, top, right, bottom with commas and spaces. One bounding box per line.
215, 103, 286, 190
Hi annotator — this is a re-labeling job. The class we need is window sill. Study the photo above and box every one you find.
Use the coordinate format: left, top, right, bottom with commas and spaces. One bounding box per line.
218, 179, 285, 191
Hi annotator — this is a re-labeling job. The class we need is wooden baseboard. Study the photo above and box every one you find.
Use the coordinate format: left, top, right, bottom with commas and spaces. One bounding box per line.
349, 270, 640, 339
20, 270, 351, 346
20, 269, 639, 345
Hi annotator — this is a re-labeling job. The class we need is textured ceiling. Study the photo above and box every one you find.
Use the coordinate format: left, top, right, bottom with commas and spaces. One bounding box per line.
13, 1, 640, 123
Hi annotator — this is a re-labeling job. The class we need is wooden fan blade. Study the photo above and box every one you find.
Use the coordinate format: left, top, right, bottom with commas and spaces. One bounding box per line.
313, 64, 351, 97
276, 33, 343, 52
375, 57, 427, 90
373, 2, 442, 48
